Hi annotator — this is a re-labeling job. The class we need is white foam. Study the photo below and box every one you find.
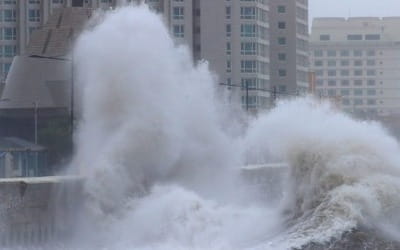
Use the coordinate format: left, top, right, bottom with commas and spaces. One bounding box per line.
64, 4, 400, 250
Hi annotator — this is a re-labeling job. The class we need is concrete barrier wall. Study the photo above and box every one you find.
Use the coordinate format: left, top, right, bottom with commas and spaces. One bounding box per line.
0, 176, 83, 247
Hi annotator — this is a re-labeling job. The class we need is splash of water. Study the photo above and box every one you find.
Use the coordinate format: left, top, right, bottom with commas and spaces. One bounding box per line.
67, 4, 400, 250
245, 99, 400, 248
71, 5, 280, 249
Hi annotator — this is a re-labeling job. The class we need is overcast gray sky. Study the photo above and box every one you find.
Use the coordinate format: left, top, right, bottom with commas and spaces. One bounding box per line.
309, 0, 400, 24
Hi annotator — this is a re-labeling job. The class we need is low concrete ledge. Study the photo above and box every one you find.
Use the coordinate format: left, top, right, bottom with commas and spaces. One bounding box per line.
0, 176, 83, 247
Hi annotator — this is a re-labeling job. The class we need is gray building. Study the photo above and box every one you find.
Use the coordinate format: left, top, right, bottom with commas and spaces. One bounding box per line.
136, 0, 309, 112
310, 17, 400, 118
1, 0, 309, 114
0, 8, 93, 166
269, 0, 309, 95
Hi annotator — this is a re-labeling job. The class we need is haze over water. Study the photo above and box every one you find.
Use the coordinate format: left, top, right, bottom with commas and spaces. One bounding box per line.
14, 4, 400, 250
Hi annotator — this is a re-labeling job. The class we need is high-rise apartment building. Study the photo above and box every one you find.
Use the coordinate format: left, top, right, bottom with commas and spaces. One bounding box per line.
269, 0, 309, 95
140, 0, 309, 112
0, 0, 116, 81
1, 0, 309, 113
310, 17, 400, 118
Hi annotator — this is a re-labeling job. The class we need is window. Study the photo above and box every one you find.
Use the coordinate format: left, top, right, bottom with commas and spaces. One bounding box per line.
354, 89, 363, 96
4, 9, 17, 22
226, 60, 231, 73
367, 70, 376, 76
315, 70, 323, 76
226, 42, 231, 55
320, 34, 330, 41
347, 34, 362, 40
354, 99, 363, 105
340, 50, 349, 56
241, 78, 256, 89
354, 50, 362, 57
226, 6, 231, 19
340, 89, 350, 96
365, 34, 380, 40
241, 42, 256, 55
328, 60, 336, 67
226, 24, 231, 37
367, 89, 376, 95
328, 80, 336, 86
341, 60, 349, 66
278, 53, 286, 61
367, 60, 376, 66
277, 5, 286, 13
327, 50, 336, 57
278, 37, 286, 45
354, 70, 362, 76
341, 80, 349, 86
29, 0, 40, 3
278, 69, 287, 77
3, 27, 16, 40
241, 60, 256, 73
367, 50, 376, 56
327, 70, 336, 76
314, 50, 323, 57
341, 70, 349, 76
367, 99, 377, 105
354, 80, 363, 86
173, 25, 184, 38
28, 9, 41, 22
4, 45, 17, 57
354, 60, 362, 66
240, 7, 256, 19
241, 24, 256, 37
173, 7, 184, 19
278, 22, 286, 29
316, 80, 324, 86
314, 60, 323, 66
367, 79, 376, 86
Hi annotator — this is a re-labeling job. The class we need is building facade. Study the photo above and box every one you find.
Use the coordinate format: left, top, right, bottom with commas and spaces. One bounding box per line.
269, 0, 309, 96
137, 0, 309, 112
0, 137, 48, 178
1, 0, 309, 113
310, 17, 400, 118
0, 0, 117, 81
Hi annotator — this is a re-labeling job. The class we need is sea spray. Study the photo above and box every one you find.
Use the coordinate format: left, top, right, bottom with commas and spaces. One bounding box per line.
71, 5, 280, 248
67, 4, 400, 250
245, 98, 400, 248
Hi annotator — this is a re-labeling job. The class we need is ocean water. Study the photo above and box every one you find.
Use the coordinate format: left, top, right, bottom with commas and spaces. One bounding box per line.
5, 4, 400, 250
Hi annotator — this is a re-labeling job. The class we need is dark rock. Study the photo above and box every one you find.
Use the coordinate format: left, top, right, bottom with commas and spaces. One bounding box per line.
297, 228, 400, 250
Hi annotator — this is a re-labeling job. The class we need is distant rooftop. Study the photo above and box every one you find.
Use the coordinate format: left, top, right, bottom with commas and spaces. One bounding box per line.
26, 7, 93, 58
313, 16, 400, 26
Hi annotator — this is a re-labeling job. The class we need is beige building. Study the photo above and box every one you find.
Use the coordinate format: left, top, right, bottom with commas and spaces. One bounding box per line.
310, 17, 400, 118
